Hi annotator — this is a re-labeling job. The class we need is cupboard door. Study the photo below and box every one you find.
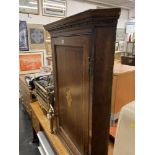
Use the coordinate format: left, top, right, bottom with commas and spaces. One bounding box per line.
52, 35, 92, 155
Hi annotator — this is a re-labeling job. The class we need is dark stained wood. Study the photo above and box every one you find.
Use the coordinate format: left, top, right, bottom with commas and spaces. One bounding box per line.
121, 55, 135, 66
52, 36, 91, 155
45, 8, 120, 155
44, 9, 120, 33
91, 26, 117, 154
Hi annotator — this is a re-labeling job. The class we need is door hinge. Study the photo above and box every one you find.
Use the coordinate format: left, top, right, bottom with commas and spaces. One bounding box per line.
88, 57, 93, 76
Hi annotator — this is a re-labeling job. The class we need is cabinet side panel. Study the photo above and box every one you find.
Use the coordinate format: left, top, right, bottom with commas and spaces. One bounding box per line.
91, 27, 116, 155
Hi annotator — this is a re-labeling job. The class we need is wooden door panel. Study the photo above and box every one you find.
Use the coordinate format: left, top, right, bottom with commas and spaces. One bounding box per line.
53, 36, 91, 155
56, 45, 84, 153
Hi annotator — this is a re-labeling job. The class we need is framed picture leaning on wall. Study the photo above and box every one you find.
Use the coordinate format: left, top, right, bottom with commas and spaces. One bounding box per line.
115, 42, 119, 51
19, 21, 29, 51
42, 0, 66, 17
126, 42, 135, 55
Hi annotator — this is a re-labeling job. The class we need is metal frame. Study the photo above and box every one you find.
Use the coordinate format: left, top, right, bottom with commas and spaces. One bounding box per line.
19, 0, 39, 15
42, 0, 67, 18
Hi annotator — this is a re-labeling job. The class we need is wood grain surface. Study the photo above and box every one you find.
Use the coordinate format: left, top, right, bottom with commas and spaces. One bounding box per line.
31, 101, 69, 155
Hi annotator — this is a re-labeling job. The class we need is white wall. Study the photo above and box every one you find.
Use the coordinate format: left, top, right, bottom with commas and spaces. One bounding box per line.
67, 0, 129, 28
19, 13, 60, 25
19, 0, 60, 25
129, 8, 135, 19
19, 0, 129, 28
117, 9, 129, 28
67, 0, 96, 16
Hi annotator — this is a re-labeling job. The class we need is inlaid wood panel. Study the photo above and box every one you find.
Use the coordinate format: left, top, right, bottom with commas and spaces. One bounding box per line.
56, 45, 88, 155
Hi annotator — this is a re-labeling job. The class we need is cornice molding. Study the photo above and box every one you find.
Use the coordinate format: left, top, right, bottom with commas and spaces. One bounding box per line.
44, 8, 121, 32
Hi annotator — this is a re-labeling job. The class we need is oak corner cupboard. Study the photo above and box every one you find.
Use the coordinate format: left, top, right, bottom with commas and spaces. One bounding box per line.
44, 8, 121, 155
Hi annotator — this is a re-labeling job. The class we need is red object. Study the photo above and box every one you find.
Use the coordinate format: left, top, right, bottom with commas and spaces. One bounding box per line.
19, 53, 43, 72
110, 123, 118, 139
129, 34, 131, 42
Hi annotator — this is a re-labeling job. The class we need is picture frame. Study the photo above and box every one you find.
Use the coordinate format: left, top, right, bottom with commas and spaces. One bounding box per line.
115, 42, 119, 51
45, 30, 51, 40
28, 24, 45, 50
19, 51, 44, 74
126, 42, 134, 55
45, 30, 52, 55
119, 41, 125, 52
30, 28, 44, 44
42, 0, 66, 17
45, 42, 52, 55
46, 55, 53, 66
19, 0, 39, 15
19, 21, 29, 51
116, 28, 125, 42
